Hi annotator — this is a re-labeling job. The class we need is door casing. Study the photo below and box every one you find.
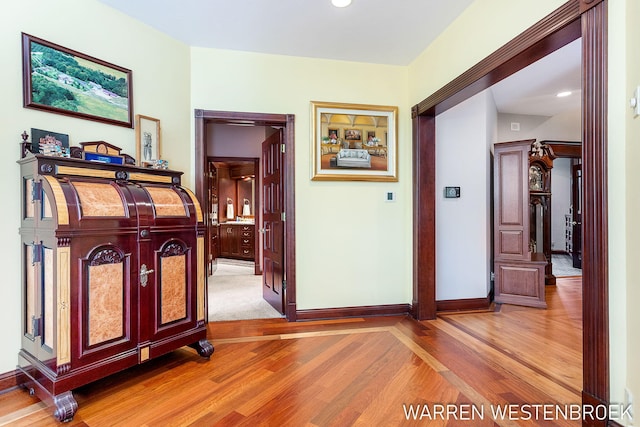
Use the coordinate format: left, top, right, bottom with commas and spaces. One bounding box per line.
194, 110, 297, 321
412, 0, 609, 416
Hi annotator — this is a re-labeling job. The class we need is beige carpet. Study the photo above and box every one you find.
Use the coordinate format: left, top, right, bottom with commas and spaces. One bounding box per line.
208, 259, 283, 321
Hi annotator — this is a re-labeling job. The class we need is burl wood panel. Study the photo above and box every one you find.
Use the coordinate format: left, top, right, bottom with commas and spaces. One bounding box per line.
25, 244, 35, 337
160, 255, 186, 324
57, 247, 71, 365
43, 248, 54, 350
197, 237, 205, 322
183, 187, 203, 222
25, 178, 34, 218
87, 263, 124, 346
72, 182, 125, 218
43, 192, 53, 219
43, 176, 69, 225
146, 187, 187, 217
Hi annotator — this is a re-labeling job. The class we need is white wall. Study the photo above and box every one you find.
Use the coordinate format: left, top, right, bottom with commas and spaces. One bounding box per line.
0, 0, 192, 374
435, 89, 495, 300
190, 48, 412, 310
550, 158, 572, 252
498, 110, 581, 142
409, 0, 631, 413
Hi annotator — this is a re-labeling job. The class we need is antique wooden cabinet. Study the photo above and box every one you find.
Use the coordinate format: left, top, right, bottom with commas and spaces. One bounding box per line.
493, 140, 547, 309
17, 153, 213, 421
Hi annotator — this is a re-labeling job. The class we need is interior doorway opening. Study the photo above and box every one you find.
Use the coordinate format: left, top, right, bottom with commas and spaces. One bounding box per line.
412, 0, 607, 414
194, 110, 297, 321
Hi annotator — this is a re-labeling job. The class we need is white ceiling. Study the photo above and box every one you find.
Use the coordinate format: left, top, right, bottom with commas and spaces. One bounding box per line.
490, 39, 581, 117
96, 0, 581, 116
96, 0, 474, 66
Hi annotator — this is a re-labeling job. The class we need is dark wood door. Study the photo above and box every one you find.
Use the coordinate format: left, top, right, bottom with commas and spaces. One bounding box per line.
571, 162, 582, 269
208, 162, 218, 275
262, 130, 284, 314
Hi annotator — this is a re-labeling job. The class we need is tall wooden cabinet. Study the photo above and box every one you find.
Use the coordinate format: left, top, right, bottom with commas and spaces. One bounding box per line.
17, 153, 213, 422
493, 140, 547, 308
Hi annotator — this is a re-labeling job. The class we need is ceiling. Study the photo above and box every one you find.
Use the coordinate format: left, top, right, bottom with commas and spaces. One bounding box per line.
96, 0, 474, 66
96, 0, 581, 116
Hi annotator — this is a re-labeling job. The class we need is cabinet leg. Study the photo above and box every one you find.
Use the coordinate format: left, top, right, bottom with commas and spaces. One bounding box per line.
189, 339, 214, 358
53, 391, 78, 422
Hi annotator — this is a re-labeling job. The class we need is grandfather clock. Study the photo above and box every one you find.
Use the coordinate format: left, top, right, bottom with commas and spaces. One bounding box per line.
528, 141, 556, 285
493, 140, 547, 308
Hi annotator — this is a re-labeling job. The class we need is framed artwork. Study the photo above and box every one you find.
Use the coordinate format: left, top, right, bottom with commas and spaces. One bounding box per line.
328, 128, 339, 140
22, 33, 133, 128
344, 129, 361, 141
311, 101, 398, 182
30, 128, 69, 155
135, 115, 161, 166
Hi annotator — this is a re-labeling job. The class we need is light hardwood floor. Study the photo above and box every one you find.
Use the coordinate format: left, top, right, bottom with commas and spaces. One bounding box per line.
0, 278, 582, 426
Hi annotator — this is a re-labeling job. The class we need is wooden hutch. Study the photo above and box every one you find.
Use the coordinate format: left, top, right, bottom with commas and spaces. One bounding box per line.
493, 139, 555, 308
17, 143, 213, 421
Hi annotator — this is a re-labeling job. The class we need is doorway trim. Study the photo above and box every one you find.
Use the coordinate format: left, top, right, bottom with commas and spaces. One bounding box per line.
195, 110, 297, 321
412, 0, 608, 417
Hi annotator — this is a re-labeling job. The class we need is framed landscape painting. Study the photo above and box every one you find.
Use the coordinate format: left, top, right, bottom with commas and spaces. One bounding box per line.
22, 33, 133, 128
311, 101, 398, 182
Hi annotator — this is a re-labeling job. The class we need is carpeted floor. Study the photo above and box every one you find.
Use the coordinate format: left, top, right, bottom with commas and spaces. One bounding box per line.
208, 259, 283, 321
552, 253, 582, 277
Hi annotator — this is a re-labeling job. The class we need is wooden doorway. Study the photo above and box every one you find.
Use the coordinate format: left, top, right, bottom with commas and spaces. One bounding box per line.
412, 0, 608, 419
194, 110, 297, 321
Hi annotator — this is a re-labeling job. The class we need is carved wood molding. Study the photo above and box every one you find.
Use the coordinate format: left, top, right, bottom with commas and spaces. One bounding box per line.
89, 248, 123, 266
161, 241, 186, 257
413, 1, 581, 117
580, 0, 603, 14
411, 0, 609, 417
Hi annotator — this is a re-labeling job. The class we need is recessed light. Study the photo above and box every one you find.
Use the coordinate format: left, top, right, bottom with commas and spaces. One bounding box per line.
332, 0, 352, 7
557, 91, 572, 97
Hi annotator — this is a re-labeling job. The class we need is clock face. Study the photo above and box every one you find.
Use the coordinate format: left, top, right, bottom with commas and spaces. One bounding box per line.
97, 143, 108, 154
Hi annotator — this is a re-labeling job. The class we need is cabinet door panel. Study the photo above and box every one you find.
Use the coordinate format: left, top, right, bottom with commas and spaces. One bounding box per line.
143, 233, 199, 343
71, 238, 139, 368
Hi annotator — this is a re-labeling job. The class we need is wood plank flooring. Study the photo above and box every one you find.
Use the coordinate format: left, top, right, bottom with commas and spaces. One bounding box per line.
0, 278, 582, 426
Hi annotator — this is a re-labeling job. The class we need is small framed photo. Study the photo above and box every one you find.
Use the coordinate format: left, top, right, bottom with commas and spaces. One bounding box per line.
31, 128, 69, 154
311, 101, 398, 182
135, 115, 161, 166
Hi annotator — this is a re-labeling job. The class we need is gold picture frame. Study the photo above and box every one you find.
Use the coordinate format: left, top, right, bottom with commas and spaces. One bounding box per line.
135, 114, 161, 166
311, 101, 398, 181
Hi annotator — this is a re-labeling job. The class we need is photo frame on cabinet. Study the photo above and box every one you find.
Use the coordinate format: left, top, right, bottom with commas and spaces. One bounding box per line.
22, 33, 133, 128
135, 115, 161, 166
311, 101, 398, 182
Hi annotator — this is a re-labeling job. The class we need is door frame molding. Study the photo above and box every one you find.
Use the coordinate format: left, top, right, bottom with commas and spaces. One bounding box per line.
195, 110, 297, 321
411, 0, 609, 416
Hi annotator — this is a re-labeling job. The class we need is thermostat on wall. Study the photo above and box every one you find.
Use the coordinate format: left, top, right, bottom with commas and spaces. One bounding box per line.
444, 186, 460, 198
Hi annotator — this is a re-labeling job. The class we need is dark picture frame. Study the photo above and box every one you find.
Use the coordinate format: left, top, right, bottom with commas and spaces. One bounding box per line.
22, 33, 133, 128
344, 129, 361, 141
